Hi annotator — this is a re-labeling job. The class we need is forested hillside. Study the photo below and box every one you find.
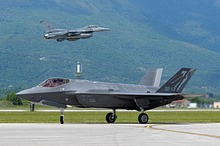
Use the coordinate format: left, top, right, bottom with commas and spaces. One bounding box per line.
0, 0, 220, 95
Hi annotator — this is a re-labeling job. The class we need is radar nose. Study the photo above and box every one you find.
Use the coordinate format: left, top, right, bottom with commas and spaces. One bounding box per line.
44, 34, 50, 39
16, 89, 33, 101
98, 27, 109, 32
16, 90, 26, 96
102, 27, 110, 31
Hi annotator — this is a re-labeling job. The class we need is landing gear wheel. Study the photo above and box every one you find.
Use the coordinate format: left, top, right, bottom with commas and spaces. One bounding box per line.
106, 112, 117, 123
138, 113, 149, 124
59, 108, 65, 124
60, 115, 64, 124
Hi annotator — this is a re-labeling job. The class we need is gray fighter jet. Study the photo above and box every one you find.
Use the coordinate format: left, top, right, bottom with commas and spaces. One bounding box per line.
40, 21, 109, 42
16, 68, 200, 124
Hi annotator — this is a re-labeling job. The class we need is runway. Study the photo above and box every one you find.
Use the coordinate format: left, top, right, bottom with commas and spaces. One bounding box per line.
0, 123, 219, 146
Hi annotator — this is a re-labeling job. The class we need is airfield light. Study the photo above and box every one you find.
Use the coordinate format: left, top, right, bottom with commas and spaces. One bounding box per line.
75, 61, 82, 79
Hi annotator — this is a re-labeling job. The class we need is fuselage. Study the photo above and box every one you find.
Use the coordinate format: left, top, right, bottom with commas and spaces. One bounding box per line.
43, 25, 109, 41
16, 78, 159, 110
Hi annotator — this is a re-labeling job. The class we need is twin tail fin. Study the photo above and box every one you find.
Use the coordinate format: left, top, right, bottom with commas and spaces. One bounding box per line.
156, 68, 196, 93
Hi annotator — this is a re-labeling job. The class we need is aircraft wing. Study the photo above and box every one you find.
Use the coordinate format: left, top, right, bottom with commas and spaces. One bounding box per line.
69, 91, 202, 110
72, 91, 202, 99
68, 30, 78, 33
65, 89, 202, 99
68, 29, 91, 33
113, 92, 202, 98
67, 30, 83, 36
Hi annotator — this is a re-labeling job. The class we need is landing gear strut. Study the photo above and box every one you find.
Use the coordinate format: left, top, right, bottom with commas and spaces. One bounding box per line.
138, 108, 149, 124
106, 109, 117, 123
30, 103, 35, 112
60, 108, 65, 124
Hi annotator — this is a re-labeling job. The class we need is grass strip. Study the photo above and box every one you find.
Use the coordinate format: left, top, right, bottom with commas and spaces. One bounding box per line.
0, 111, 220, 124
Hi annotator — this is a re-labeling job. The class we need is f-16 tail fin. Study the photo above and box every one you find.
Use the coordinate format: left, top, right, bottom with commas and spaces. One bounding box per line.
139, 68, 163, 87
40, 20, 54, 31
156, 68, 196, 93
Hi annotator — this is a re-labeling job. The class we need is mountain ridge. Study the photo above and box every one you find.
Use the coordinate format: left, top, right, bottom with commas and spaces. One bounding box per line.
0, 0, 220, 94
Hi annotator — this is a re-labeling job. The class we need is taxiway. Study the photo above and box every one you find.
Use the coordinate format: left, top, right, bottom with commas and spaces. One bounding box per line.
0, 123, 219, 146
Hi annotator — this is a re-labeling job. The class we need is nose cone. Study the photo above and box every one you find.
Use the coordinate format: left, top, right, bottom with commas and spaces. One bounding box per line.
16, 87, 45, 103
100, 27, 110, 31
93, 27, 110, 32
44, 33, 50, 39
16, 88, 36, 101
16, 90, 27, 96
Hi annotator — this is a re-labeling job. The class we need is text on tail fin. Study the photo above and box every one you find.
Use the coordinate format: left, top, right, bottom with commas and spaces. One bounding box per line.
156, 68, 196, 93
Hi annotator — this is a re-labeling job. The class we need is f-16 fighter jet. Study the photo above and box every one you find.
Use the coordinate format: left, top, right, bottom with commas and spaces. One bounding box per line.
40, 20, 109, 42
16, 68, 200, 124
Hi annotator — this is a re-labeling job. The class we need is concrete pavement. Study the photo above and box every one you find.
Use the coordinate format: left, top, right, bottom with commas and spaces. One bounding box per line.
0, 123, 219, 146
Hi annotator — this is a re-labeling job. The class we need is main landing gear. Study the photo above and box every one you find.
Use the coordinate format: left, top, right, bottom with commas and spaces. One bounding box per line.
105, 109, 149, 124
138, 108, 149, 124
106, 109, 117, 123
138, 113, 149, 124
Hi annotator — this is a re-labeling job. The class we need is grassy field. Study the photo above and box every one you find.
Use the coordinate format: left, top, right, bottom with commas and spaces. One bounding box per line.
0, 111, 220, 124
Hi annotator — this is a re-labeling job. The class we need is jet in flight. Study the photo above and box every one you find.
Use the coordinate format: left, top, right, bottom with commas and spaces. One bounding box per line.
40, 20, 109, 42
16, 68, 200, 124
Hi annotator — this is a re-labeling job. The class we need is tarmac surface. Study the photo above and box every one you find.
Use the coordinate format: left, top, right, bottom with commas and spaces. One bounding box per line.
0, 123, 219, 146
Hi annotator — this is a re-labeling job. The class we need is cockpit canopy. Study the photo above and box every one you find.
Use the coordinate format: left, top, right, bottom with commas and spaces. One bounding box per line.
39, 78, 70, 87
87, 25, 97, 28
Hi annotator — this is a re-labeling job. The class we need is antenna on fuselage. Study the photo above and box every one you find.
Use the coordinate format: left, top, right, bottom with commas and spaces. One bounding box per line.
75, 61, 82, 79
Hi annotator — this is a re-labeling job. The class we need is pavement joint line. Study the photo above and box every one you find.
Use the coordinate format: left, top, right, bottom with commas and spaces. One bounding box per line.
145, 125, 220, 139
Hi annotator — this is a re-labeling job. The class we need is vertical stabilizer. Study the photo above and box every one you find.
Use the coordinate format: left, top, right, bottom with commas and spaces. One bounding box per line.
156, 68, 196, 93
139, 68, 163, 87
40, 20, 54, 31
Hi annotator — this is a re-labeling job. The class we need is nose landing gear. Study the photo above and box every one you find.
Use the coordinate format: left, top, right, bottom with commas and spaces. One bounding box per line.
60, 108, 65, 124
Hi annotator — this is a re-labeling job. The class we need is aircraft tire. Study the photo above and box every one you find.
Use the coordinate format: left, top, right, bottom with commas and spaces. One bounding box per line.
106, 112, 116, 123
138, 113, 149, 124
60, 115, 64, 124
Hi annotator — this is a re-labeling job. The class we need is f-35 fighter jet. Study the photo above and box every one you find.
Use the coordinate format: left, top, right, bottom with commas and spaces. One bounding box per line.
40, 20, 109, 42
16, 68, 200, 124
